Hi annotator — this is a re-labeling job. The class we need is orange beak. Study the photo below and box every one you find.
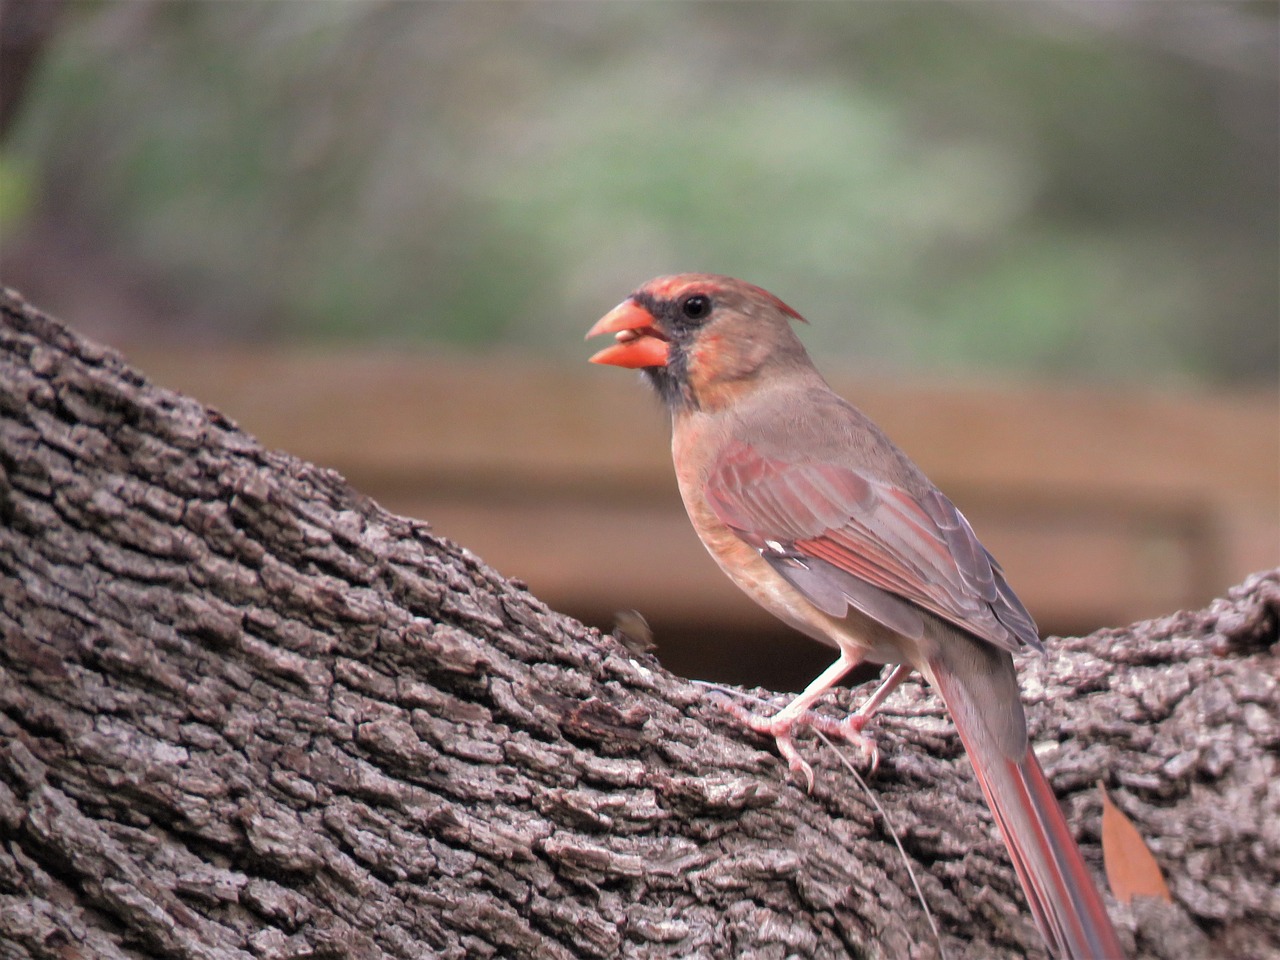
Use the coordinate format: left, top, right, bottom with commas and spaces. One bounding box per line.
585, 299, 670, 368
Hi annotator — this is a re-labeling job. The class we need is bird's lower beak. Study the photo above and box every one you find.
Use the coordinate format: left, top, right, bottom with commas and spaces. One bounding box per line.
585, 299, 670, 368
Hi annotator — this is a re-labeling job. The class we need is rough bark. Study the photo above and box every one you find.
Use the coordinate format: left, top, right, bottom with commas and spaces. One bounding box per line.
0, 287, 1275, 960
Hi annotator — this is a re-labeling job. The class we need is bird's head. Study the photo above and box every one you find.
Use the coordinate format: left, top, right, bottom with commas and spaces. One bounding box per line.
586, 274, 810, 412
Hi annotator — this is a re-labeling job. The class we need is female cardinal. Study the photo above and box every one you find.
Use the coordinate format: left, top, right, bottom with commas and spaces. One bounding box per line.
587, 274, 1123, 959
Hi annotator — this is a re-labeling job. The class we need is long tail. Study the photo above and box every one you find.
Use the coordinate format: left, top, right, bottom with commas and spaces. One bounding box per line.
926, 645, 1124, 959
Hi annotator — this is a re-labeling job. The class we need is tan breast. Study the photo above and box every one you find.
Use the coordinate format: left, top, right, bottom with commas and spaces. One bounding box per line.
670, 415, 904, 665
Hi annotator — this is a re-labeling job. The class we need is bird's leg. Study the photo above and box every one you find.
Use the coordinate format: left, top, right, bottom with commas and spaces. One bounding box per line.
707, 652, 908, 791
832, 662, 913, 741
707, 660, 916, 790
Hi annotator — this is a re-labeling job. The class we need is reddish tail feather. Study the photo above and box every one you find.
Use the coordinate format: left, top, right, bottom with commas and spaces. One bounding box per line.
928, 657, 1125, 959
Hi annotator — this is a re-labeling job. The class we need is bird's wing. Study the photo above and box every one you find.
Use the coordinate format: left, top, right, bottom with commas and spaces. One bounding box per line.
705, 438, 1040, 653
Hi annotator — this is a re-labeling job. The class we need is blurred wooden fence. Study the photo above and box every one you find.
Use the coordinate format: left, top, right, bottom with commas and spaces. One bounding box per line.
129, 348, 1278, 688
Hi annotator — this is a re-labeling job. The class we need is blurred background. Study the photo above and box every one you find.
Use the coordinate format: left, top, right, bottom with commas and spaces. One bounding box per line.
2, 1, 1276, 690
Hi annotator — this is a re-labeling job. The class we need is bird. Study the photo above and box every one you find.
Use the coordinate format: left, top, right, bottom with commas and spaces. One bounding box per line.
586, 273, 1124, 959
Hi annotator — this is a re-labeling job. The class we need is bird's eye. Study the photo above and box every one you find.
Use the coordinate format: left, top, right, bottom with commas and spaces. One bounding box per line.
680, 295, 712, 321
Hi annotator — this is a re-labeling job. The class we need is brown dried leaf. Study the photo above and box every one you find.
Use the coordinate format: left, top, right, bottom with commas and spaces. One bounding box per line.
1098, 781, 1172, 904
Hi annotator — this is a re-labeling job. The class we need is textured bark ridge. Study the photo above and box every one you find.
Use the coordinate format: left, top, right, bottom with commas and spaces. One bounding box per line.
0, 288, 1275, 960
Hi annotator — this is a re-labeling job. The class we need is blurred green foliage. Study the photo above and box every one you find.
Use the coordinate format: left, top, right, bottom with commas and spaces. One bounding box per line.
2, 1, 1276, 382
0, 152, 33, 226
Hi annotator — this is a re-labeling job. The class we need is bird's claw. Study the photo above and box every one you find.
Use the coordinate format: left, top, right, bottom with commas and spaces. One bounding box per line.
706, 691, 879, 790
731, 717, 818, 792
775, 733, 816, 793
831, 713, 881, 776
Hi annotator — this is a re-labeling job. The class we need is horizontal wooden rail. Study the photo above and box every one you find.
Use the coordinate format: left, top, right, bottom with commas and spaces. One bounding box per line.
125, 347, 1278, 686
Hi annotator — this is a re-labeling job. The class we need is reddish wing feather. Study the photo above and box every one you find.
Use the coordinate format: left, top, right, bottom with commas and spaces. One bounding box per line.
705, 440, 1040, 653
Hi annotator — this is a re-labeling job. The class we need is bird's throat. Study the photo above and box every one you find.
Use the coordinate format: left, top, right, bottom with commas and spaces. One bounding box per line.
643, 358, 697, 413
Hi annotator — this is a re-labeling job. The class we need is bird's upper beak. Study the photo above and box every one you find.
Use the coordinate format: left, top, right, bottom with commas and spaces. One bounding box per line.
585, 298, 670, 368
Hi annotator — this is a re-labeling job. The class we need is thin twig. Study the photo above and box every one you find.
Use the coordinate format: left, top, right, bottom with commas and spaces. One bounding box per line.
691, 678, 948, 960
813, 727, 948, 960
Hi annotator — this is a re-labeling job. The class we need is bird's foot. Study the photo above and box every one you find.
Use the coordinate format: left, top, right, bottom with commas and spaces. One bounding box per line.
704, 689, 879, 792
799, 710, 881, 778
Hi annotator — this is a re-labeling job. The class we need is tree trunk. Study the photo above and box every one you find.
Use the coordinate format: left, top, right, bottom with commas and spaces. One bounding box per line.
0, 287, 1275, 960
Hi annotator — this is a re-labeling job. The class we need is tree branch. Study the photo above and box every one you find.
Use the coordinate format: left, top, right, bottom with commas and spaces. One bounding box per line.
0, 288, 1275, 959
